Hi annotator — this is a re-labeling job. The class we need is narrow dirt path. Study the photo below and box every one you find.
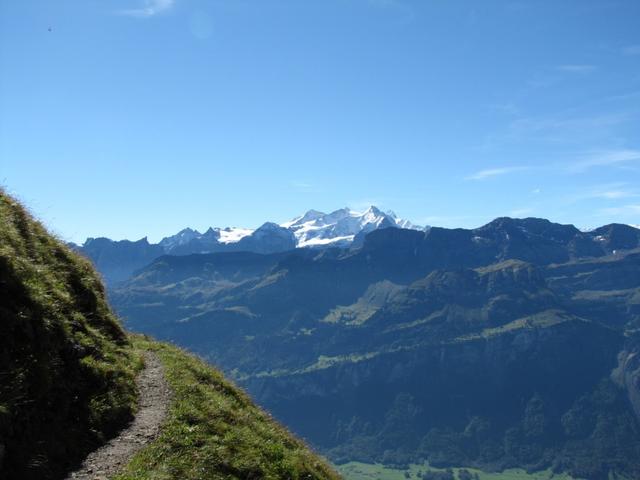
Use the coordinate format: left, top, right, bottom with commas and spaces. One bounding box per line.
65, 351, 171, 480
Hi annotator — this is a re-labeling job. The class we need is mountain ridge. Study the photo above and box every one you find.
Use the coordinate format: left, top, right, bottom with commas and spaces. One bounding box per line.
72, 206, 423, 284
110, 216, 640, 479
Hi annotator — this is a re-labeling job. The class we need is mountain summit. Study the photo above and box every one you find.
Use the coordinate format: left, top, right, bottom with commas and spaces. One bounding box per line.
281, 206, 425, 248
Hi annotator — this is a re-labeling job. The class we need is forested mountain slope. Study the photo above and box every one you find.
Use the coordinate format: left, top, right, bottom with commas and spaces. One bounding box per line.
111, 218, 640, 479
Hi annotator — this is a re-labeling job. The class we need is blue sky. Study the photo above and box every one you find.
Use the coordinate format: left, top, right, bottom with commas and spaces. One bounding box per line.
1, 0, 639, 243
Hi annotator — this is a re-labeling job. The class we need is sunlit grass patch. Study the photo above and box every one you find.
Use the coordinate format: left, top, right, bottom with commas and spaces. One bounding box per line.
115, 337, 341, 480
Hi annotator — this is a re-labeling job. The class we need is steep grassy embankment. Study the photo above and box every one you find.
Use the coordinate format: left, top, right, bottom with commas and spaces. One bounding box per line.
0, 191, 139, 479
0, 190, 340, 480
121, 337, 340, 480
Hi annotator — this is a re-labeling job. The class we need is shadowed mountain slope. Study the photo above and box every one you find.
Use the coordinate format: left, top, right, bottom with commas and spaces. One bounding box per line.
0, 192, 138, 480
111, 218, 640, 479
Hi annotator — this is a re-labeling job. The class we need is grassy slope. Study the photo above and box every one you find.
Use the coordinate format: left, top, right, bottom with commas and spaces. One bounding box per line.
118, 337, 341, 480
0, 189, 340, 480
0, 190, 139, 480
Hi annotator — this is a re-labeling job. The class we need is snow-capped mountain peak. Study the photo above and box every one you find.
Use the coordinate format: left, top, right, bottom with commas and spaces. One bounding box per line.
159, 227, 202, 248
159, 206, 422, 254
217, 227, 254, 244
361, 206, 388, 226
159, 226, 253, 252
281, 206, 422, 248
281, 209, 326, 228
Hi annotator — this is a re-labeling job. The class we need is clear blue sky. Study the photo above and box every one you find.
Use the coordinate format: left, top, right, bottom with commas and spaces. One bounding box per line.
1, 0, 639, 243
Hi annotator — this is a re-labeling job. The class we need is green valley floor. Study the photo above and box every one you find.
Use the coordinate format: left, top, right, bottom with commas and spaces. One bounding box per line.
336, 462, 585, 480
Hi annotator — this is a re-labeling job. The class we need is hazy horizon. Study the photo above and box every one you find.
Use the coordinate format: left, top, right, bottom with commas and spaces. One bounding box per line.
68, 204, 639, 245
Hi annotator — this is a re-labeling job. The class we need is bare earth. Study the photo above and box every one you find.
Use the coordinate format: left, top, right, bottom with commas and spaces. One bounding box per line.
65, 352, 171, 480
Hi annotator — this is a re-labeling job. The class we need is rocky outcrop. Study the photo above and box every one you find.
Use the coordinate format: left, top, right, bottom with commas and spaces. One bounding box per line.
613, 346, 640, 423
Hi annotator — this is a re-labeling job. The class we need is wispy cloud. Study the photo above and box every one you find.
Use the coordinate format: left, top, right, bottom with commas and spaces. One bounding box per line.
567, 183, 640, 203
594, 190, 638, 199
465, 166, 529, 181
120, 0, 175, 17
479, 112, 629, 151
596, 204, 640, 216
290, 181, 321, 193
557, 64, 597, 74
510, 207, 535, 217
623, 45, 640, 56
570, 149, 640, 172
510, 113, 627, 139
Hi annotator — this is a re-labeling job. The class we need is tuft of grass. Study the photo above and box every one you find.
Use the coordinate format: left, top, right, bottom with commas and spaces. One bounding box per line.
117, 336, 342, 480
0, 190, 140, 480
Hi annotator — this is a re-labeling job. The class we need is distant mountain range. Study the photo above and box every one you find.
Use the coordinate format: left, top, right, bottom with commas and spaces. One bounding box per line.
107, 216, 640, 480
73, 206, 425, 284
